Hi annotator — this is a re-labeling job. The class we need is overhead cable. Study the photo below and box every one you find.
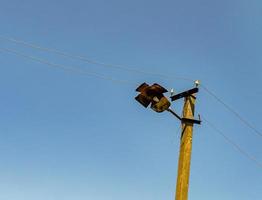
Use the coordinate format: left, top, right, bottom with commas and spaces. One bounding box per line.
202, 85, 262, 138
1, 46, 261, 169
0, 47, 134, 85
203, 116, 262, 169
1, 35, 261, 138
0, 35, 193, 82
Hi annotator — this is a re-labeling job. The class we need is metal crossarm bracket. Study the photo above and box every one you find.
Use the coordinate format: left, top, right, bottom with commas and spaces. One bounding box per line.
181, 115, 201, 125
171, 87, 199, 101
168, 108, 201, 125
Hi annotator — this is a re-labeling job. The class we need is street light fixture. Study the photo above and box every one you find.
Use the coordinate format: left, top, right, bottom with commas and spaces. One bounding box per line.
135, 82, 171, 113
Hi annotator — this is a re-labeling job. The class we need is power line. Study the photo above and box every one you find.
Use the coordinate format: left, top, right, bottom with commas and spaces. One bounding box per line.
201, 85, 262, 138
203, 116, 262, 169
0, 35, 193, 82
1, 35, 261, 139
0, 47, 135, 85
1, 42, 262, 169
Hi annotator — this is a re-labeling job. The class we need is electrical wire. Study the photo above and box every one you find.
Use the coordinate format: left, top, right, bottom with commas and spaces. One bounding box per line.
1, 35, 261, 139
201, 85, 262, 138
1, 39, 262, 170
0, 35, 193, 82
203, 116, 262, 169
0, 47, 135, 85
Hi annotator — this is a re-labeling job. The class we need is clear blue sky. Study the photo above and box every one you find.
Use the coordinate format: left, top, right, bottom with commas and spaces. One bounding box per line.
0, 0, 261, 199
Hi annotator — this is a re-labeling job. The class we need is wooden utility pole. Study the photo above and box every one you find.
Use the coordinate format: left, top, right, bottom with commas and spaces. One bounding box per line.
175, 94, 196, 200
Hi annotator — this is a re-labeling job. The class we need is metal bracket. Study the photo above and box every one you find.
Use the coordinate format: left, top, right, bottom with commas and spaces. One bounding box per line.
181, 114, 201, 125
171, 87, 199, 101
167, 108, 201, 125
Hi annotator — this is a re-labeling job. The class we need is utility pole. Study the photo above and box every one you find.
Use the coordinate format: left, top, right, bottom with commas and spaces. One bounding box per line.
175, 94, 196, 200
135, 82, 200, 200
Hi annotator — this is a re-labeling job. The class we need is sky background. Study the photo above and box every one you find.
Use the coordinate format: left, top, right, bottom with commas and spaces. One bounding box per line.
0, 0, 261, 199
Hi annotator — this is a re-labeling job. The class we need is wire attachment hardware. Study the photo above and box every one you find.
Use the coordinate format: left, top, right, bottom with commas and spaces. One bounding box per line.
169, 87, 201, 125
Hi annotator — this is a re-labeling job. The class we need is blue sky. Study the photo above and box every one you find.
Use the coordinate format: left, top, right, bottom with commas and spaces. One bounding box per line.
0, 0, 261, 199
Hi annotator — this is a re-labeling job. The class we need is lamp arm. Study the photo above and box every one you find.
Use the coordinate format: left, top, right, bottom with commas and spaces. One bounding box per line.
166, 108, 182, 121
